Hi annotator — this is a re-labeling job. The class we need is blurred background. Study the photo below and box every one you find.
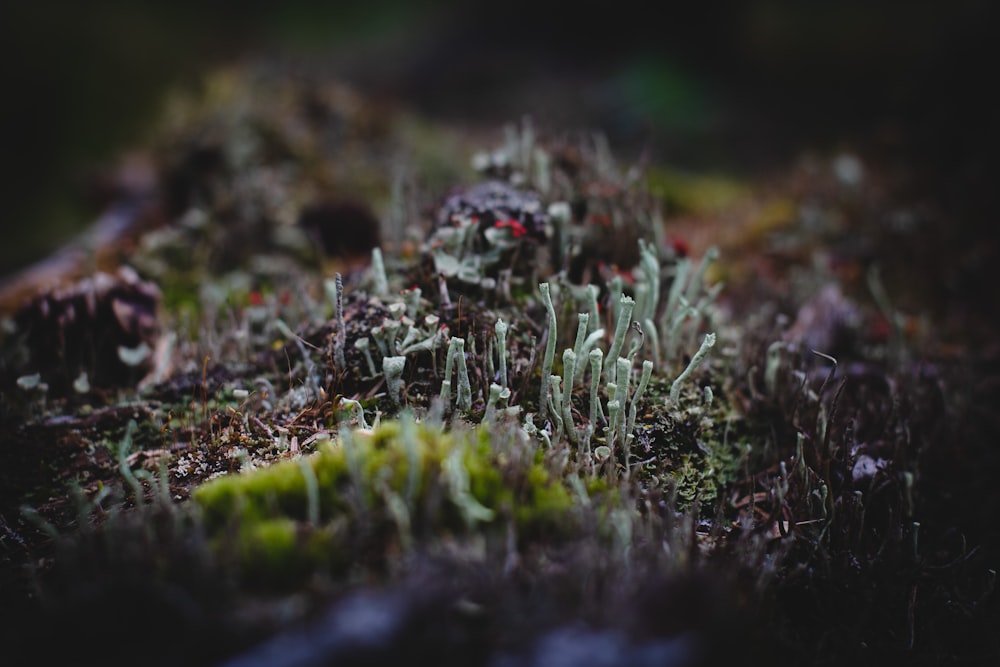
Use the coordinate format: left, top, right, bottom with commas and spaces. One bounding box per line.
1, 0, 996, 278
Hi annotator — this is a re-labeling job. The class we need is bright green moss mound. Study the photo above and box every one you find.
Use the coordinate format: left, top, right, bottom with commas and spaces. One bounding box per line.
192, 419, 603, 579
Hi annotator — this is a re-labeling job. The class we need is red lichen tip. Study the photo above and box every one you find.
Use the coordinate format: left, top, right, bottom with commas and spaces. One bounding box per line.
494, 219, 528, 238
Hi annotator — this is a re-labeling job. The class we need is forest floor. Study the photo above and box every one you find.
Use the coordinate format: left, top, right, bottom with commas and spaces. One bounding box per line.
1, 64, 998, 666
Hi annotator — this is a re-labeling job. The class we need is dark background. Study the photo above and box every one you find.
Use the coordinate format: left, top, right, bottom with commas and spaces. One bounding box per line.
1, 0, 996, 278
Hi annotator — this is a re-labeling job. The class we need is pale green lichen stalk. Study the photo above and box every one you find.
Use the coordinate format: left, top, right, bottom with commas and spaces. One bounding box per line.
561, 348, 578, 444
604, 295, 635, 383
371, 247, 389, 296
383, 355, 407, 407
495, 318, 509, 389
669, 332, 716, 405
538, 282, 558, 423
454, 338, 472, 412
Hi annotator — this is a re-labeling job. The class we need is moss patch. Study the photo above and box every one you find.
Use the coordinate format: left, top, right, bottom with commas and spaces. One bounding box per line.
193, 419, 598, 582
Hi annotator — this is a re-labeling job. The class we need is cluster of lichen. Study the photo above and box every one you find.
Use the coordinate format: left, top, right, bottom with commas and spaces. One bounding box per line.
628, 372, 747, 506
1, 108, 738, 589
170, 126, 744, 581
4, 64, 996, 667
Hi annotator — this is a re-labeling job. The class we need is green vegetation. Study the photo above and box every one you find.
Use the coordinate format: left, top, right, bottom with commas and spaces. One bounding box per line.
1, 69, 996, 667
193, 418, 595, 580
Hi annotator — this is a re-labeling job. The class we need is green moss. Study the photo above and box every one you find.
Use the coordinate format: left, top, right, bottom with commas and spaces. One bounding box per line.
192, 419, 590, 581
235, 518, 345, 586
463, 428, 507, 510
584, 476, 612, 496
239, 517, 298, 573
514, 463, 573, 528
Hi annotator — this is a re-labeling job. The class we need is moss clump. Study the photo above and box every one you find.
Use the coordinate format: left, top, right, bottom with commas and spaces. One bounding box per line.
193, 419, 592, 581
